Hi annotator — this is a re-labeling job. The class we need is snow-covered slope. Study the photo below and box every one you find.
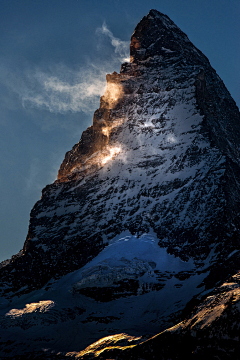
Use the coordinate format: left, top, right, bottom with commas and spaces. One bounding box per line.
1, 8, 240, 359
0, 232, 209, 357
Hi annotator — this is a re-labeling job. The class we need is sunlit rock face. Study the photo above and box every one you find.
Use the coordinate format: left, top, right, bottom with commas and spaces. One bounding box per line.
57, 72, 125, 180
13, 8, 240, 286
1, 8, 240, 359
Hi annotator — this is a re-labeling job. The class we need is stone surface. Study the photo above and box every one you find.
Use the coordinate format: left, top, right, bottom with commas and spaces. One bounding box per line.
1, 9, 240, 359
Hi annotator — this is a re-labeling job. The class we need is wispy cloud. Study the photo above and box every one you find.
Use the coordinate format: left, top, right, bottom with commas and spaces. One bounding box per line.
96, 22, 130, 63
25, 158, 41, 192
21, 64, 107, 114
0, 23, 129, 116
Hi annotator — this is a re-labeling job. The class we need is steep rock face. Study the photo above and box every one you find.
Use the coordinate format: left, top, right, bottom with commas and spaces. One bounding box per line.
1, 5, 240, 304
3, 10, 239, 290
1, 9, 240, 359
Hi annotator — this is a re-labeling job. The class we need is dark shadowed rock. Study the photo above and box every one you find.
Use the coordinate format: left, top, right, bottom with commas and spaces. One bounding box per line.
1, 9, 240, 360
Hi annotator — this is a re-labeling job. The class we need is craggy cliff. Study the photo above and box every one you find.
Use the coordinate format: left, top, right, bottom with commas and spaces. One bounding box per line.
1, 9, 240, 359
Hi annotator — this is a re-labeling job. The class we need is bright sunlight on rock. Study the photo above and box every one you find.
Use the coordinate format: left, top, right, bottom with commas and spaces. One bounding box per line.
1, 8, 240, 360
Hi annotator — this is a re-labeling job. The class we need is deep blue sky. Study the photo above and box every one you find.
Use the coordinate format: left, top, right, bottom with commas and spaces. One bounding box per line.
0, 0, 239, 262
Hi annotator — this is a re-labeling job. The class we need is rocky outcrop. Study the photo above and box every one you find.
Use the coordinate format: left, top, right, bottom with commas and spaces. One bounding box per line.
87, 272, 240, 360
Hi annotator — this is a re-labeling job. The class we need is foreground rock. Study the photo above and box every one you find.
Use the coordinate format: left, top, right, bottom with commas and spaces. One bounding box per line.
85, 272, 240, 360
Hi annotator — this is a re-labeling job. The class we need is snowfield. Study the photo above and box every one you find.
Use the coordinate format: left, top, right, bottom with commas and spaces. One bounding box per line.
0, 232, 209, 356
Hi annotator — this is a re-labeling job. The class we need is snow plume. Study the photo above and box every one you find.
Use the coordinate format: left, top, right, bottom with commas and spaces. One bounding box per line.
96, 22, 130, 63
21, 64, 107, 114
0, 25, 129, 115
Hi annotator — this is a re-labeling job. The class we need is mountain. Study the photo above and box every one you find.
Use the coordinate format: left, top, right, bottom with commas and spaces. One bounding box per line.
1, 9, 240, 359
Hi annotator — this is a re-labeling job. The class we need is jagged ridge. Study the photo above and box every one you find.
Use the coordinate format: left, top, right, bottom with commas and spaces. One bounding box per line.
1, 9, 240, 359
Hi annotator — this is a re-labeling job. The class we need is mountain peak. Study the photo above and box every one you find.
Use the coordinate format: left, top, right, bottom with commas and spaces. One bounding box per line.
147, 9, 176, 24
130, 9, 201, 63
1, 10, 240, 359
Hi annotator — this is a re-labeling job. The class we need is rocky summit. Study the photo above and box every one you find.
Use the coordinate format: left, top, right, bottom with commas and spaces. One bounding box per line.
1, 9, 240, 359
